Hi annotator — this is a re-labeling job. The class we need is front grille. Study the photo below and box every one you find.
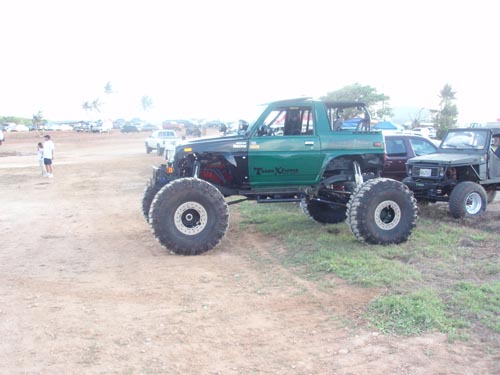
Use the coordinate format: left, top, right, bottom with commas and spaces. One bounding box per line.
413, 165, 440, 178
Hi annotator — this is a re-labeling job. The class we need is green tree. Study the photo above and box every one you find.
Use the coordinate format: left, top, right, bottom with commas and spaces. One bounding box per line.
141, 95, 153, 112
92, 98, 102, 113
32, 110, 46, 135
82, 98, 102, 118
82, 101, 92, 113
104, 81, 113, 94
435, 84, 458, 138
0, 115, 31, 125
81, 82, 111, 119
321, 83, 393, 119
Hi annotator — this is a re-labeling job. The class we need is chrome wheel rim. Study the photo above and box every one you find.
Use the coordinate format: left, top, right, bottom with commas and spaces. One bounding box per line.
465, 192, 482, 215
374, 200, 401, 230
174, 201, 207, 235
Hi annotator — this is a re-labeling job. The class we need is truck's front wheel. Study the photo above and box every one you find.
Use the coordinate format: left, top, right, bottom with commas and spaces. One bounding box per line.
149, 178, 229, 255
300, 199, 346, 224
141, 178, 160, 221
347, 178, 418, 245
449, 181, 487, 219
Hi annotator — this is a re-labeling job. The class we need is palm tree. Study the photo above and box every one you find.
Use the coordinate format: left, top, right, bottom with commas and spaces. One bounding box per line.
32, 110, 45, 136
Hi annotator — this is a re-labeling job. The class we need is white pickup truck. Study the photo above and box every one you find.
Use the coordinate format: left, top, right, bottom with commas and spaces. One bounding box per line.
145, 130, 179, 156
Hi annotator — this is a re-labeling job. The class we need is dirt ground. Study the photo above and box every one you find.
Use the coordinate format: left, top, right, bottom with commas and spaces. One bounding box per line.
0, 131, 498, 375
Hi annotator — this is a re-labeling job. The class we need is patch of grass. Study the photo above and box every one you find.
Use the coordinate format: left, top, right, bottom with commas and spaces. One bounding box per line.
239, 201, 421, 287
448, 282, 500, 332
237, 199, 499, 341
367, 289, 457, 335
312, 249, 421, 287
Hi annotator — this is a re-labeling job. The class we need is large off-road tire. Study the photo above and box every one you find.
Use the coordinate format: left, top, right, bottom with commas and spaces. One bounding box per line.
141, 178, 161, 221
300, 199, 347, 224
149, 178, 229, 255
449, 181, 487, 219
347, 178, 418, 245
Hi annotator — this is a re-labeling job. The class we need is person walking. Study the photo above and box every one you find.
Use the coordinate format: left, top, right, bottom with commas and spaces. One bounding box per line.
37, 142, 46, 176
43, 134, 55, 178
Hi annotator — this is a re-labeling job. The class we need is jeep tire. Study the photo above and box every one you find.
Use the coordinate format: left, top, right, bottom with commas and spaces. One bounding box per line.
141, 178, 161, 221
449, 181, 487, 219
149, 178, 229, 255
300, 199, 346, 224
347, 178, 417, 245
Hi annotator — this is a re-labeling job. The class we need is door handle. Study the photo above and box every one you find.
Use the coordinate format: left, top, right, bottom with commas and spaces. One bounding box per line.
304, 141, 314, 146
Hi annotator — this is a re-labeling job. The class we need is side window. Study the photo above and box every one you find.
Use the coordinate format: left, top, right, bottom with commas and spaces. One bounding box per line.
259, 106, 314, 136
386, 139, 407, 156
410, 139, 437, 156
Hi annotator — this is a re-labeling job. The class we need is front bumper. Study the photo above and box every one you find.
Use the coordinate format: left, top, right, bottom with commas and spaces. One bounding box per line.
402, 177, 455, 202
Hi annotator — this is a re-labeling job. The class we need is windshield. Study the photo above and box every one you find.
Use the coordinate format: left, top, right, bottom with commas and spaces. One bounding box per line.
441, 130, 487, 150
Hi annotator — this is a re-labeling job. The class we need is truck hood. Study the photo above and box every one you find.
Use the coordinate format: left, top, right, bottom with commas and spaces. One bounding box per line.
176, 134, 248, 154
407, 152, 484, 166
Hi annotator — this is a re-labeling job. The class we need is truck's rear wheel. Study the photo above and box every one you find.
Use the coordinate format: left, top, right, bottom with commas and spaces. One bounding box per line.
141, 178, 160, 221
149, 178, 229, 255
347, 178, 418, 244
449, 181, 487, 219
300, 199, 346, 224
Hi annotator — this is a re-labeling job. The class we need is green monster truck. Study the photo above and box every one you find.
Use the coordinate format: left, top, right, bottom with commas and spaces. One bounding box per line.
142, 98, 418, 255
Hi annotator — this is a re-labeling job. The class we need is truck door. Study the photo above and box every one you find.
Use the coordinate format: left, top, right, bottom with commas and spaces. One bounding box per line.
248, 106, 322, 187
383, 137, 409, 180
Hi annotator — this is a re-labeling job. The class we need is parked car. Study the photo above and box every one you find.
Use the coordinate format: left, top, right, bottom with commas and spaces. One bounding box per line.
120, 124, 140, 133
0, 129, 4, 145
113, 118, 127, 129
145, 129, 179, 155
382, 134, 438, 180
6, 124, 29, 132
412, 126, 437, 139
141, 123, 159, 132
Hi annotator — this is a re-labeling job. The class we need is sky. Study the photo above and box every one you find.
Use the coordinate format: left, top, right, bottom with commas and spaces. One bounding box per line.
1, 0, 499, 125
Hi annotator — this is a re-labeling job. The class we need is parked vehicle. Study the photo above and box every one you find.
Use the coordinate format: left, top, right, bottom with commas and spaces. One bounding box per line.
403, 128, 500, 218
0, 129, 4, 145
6, 124, 29, 132
412, 127, 437, 139
142, 98, 418, 255
120, 124, 140, 133
145, 130, 179, 155
113, 118, 127, 129
141, 123, 159, 132
382, 134, 438, 180
184, 123, 202, 137
373, 121, 404, 132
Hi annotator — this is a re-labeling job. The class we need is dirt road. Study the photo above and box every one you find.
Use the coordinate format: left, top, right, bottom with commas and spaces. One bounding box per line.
0, 131, 497, 374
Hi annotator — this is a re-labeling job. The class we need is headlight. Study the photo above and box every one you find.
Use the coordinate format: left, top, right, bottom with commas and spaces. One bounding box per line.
407, 166, 413, 176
